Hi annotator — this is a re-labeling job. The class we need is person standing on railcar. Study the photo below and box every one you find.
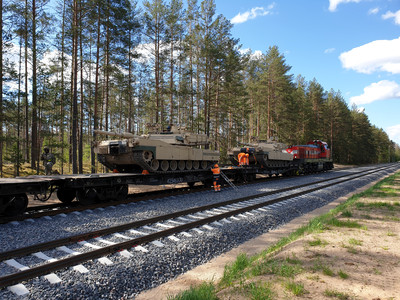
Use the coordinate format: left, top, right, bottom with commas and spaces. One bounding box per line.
211, 164, 221, 192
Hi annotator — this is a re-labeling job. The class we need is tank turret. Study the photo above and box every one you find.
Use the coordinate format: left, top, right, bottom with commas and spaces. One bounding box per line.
93, 126, 219, 173
228, 137, 293, 168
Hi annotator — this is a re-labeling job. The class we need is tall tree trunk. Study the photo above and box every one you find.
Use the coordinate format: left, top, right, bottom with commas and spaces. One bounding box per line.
128, 30, 134, 133
71, 0, 79, 173
24, 0, 30, 163
169, 35, 174, 123
105, 1, 110, 131
79, 4, 84, 174
60, 0, 66, 174
31, 0, 39, 172
17, 37, 24, 176
91, 3, 101, 173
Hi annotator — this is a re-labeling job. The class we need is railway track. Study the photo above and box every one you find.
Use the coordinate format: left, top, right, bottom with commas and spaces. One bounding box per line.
1, 164, 397, 295
0, 170, 308, 224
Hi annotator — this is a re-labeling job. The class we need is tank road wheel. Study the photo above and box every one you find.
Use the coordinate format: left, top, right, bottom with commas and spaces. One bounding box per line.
170, 160, 178, 171
161, 160, 170, 172
178, 160, 185, 171
186, 160, 193, 170
193, 161, 200, 170
150, 159, 160, 171
142, 151, 153, 163
2, 194, 28, 216
201, 161, 208, 169
57, 188, 76, 204
77, 188, 98, 205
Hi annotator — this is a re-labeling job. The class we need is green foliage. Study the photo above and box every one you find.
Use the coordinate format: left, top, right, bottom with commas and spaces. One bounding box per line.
251, 259, 303, 278
324, 289, 353, 300
169, 282, 218, 300
244, 281, 275, 300
2, 0, 398, 175
308, 238, 328, 247
220, 253, 250, 287
284, 280, 306, 296
338, 270, 349, 279
326, 218, 363, 229
341, 210, 353, 217
348, 238, 363, 246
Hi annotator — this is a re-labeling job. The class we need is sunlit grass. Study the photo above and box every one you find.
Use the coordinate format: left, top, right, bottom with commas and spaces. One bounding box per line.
169, 282, 217, 300
284, 280, 306, 296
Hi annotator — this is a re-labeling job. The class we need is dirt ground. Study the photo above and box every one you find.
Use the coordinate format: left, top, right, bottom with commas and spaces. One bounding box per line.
137, 171, 400, 300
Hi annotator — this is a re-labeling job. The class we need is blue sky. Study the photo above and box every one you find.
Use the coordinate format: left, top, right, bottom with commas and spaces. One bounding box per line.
213, 0, 400, 145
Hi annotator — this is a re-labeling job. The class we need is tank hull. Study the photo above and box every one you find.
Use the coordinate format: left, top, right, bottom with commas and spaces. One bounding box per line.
94, 131, 219, 173
228, 141, 293, 169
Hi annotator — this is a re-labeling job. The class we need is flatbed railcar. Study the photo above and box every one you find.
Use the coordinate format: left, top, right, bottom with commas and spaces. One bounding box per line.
0, 170, 215, 216
0, 163, 301, 217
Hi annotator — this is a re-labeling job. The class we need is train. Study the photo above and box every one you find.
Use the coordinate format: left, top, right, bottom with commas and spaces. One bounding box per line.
0, 129, 333, 217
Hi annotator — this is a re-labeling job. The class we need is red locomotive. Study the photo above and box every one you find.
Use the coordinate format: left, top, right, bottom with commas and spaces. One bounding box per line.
286, 140, 333, 172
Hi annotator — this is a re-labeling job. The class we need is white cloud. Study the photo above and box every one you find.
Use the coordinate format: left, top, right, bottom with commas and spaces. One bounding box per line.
231, 4, 275, 25
368, 7, 379, 15
324, 48, 336, 54
387, 124, 400, 144
382, 10, 400, 25
328, 0, 362, 12
339, 37, 400, 74
239, 48, 263, 60
350, 80, 400, 105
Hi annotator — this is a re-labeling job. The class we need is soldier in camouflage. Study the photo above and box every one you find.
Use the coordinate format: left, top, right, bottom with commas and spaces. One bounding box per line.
41, 147, 56, 175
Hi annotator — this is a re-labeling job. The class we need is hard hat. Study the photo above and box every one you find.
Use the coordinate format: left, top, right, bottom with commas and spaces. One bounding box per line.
214, 164, 219, 168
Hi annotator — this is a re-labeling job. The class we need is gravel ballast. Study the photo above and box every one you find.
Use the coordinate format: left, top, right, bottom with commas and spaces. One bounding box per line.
1, 164, 399, 299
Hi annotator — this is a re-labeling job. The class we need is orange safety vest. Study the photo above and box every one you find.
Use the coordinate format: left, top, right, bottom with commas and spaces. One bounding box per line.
238, 153, 246, 165
211, 167, 220, 175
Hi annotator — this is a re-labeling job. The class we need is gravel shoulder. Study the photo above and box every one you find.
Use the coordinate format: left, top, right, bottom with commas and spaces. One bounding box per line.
137, 170, 400, 300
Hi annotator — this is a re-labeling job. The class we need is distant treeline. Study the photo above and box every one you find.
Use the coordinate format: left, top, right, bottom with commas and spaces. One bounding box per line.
1, 0, 399, 176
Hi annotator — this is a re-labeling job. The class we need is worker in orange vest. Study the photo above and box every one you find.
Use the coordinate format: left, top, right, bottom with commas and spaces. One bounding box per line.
211, 164, 221, 192
238, 152, 246, 166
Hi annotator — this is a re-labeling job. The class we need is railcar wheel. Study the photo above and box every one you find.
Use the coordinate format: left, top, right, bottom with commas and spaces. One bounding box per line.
178, 160, 185, 171
186, 160, 192, 170
161, 160, 169, 172
170, 160, 177, 171
2, 194, 28, 216
57, 188, 76, 203
76, 188, 98, 205
193, 161, 200, 170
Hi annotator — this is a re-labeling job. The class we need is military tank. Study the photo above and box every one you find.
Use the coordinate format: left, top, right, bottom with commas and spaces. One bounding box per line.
93, 125, 219, 173
228, 137, 293, 169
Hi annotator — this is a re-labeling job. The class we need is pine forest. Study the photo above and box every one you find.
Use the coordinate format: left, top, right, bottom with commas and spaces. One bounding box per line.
1, 0, 399, 177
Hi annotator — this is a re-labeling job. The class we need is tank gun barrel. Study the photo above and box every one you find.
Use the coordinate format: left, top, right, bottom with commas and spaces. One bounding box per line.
94, 129, 136, 139
238, 142, 258, 147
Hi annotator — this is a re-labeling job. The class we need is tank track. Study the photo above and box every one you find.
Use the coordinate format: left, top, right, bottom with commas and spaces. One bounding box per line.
133, 151, 214, 174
